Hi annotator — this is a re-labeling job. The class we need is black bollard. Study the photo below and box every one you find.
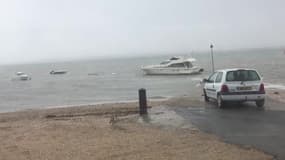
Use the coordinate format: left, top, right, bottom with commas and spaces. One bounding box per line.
139, 88, 147, 115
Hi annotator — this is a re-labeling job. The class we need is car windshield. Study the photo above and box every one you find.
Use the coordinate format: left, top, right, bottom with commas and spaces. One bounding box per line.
226, 70, 260, 81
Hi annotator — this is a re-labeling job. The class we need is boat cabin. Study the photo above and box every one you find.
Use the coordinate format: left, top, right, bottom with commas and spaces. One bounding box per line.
168, 61, 193, 68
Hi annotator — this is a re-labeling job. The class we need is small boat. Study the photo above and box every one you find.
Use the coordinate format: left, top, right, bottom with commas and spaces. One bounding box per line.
50, 70, 67, 75
16, 72, 25, 76
19, 74, 32, 81
88, 73, 99, 76
141, 56, 204, 75
12, 72, 31, 81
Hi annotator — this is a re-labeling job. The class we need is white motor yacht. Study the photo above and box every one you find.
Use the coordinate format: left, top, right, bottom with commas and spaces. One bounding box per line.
141, 56, 204, 75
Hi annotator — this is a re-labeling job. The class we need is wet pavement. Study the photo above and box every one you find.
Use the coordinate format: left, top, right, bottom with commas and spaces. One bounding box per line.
139, 105, 195, 129
174, 98, 285, 160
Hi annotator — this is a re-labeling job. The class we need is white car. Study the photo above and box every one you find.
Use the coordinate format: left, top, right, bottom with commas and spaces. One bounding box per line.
203, 68, 266, 108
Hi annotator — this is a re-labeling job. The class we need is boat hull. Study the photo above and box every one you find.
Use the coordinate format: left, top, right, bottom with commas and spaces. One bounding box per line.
142, 67, 203, 75
50, 71, 67, 75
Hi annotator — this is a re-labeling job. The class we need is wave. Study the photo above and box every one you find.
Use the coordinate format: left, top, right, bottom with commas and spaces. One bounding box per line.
191, 77, 203, 81
265, 83, 285, 90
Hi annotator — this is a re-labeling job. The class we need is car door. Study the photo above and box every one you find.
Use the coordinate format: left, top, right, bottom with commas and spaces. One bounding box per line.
205, 72, 218, 98
213, 72, 223, 98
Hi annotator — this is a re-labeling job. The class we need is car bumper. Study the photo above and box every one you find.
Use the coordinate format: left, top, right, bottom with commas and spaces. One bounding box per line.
221, 92, 265, 101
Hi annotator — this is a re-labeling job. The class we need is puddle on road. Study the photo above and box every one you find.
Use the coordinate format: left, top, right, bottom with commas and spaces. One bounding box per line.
187, 107, 206, 113
138, 105, 195, 129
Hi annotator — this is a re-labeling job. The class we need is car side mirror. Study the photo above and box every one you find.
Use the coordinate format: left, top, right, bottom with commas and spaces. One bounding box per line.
202, 78, 209, 83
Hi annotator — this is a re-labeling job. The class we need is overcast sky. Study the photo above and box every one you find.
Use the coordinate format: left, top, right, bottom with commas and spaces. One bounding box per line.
0, 0, 284, 64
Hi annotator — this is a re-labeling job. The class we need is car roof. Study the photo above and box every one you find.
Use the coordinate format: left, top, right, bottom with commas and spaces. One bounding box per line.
216, 68, 258, 72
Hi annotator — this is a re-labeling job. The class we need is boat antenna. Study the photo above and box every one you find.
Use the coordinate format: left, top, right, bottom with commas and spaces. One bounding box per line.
210, 44, 215, 73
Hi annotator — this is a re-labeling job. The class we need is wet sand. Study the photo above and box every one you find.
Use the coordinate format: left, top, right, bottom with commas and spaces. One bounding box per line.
267, 89, 285, 104
0, 98, 273, 160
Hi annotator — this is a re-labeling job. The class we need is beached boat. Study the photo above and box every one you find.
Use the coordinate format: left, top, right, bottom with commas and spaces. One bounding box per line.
141, 56, 204, 75
50, 70, 68, 75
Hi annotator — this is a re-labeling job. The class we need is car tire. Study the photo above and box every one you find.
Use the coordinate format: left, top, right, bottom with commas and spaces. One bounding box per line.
217, 94, 225, 108
203, 89, 209, 102
237, 101, 244, 106
256, 100, 265, 108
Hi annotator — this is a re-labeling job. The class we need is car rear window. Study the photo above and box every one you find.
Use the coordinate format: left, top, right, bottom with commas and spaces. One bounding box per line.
226, 70, 260, 81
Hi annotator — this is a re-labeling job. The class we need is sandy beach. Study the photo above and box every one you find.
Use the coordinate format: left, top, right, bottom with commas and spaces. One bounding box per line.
0, 96, 277, 160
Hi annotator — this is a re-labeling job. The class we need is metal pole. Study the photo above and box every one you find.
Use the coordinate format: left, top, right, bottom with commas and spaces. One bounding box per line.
138, 88, 147, 115
210, 44, 215, 73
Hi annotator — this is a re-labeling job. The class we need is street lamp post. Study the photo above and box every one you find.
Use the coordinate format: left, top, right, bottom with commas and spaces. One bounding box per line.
210, 44, 215, 73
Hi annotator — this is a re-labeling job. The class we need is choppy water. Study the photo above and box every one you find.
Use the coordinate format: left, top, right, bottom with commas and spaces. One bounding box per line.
0, 48, 284, 112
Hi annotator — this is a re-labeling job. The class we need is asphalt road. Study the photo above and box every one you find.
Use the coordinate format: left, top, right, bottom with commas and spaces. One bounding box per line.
174, 98, 285, 160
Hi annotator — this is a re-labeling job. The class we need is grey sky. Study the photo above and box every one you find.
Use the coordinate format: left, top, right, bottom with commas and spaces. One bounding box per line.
0, 0, 284, 64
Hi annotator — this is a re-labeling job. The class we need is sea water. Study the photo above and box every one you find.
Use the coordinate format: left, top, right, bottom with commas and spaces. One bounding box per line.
0, 48, 284, 112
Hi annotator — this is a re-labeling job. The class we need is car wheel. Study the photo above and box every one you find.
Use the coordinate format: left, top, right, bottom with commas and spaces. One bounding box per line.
237, 101, 244, 106
203, 89, 209, 102
256, 100, 265, 108
217, 94, 225, 108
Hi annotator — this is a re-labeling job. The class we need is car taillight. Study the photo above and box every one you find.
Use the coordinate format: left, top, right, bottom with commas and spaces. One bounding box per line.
259, 83, 265, 93
221, 84, 229, 93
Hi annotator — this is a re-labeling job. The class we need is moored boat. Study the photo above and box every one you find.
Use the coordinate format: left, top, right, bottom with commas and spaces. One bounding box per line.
50, 70, 68, 75
141, 56, 204, 75
19, 74, 32, 80
12, 72, 31, 81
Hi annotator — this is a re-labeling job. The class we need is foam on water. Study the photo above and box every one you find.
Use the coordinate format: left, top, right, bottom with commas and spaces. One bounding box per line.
190, 77, 203, 81
265, 83, 285, 90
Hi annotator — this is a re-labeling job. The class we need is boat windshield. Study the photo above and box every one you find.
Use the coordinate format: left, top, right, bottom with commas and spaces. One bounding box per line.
160, 61, 170, 65
184, 62, 193, 68
169, 63, 185, 68
169, 57, 180, 60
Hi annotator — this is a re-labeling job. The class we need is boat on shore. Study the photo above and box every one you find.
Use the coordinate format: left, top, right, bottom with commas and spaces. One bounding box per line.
141, 56, 204, 75
50, 70, 68, 75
